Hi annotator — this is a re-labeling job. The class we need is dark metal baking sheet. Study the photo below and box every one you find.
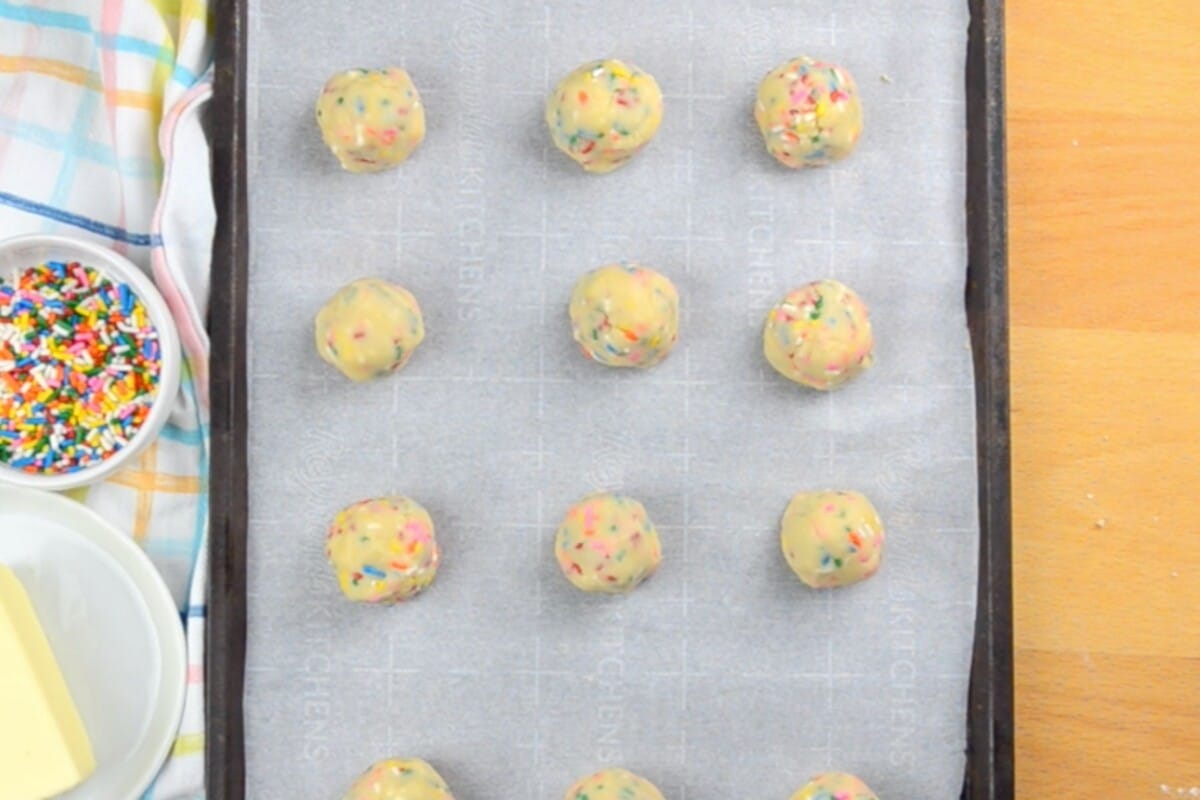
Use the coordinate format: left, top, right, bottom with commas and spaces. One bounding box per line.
962, 0, 1014, 797
204, 0, 1011, 796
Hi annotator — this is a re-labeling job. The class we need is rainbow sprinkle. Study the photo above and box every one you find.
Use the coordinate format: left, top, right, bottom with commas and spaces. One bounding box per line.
0, 261, 162, 474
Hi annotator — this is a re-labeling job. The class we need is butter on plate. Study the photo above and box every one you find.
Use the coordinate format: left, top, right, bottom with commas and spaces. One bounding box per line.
0, 564, 96, 800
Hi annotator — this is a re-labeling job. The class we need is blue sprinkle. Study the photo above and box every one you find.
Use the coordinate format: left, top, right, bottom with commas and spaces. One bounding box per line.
362, 565, 386, 579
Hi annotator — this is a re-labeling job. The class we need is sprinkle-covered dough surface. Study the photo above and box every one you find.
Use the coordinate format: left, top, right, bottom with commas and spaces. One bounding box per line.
555, 493, 662, 593
316, 67, 426, 173
790, 772, 879, 800
781, 491, 885, 589
763, 279, 874, 390
315, 277, 425, 382
325, 496, 440, 603
342, 758, 454, 800
546, 59, 663, 173
754, 56, 863, 168
568, 263, 679, 368
562, 768, 665, 800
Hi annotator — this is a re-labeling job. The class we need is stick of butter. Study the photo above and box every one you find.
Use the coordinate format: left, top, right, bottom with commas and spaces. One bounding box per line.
0, 565, 96, 800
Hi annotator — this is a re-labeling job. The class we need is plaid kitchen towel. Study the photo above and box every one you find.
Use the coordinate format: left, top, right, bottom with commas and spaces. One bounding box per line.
0, 1, 214, 797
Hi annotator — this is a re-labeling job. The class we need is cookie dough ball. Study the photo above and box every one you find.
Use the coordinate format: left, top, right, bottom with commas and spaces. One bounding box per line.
562, 768, 665, 800
326, 496, 440, 603
569, 263, 679, 368
781, 491, 885, 589
790, 772, 878, 800
342, 758, 454, 800
555, 493, 662, 594
546, 59, 663, 173
754, 57, 863, 168
316, 67, 426, 173
763, 279, 873, 390
315, 278, 425, 382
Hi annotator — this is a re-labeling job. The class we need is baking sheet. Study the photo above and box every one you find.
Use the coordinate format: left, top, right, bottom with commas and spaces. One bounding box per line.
243, 1, 977, 797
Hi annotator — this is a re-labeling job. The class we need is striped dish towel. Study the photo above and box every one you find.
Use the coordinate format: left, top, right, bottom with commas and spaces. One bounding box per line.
0, 1, 213, 797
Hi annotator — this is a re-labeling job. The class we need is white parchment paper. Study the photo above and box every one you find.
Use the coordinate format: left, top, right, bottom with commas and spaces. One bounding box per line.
245, 2, 977, 797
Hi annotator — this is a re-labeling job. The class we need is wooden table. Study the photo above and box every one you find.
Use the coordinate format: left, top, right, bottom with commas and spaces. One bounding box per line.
1008, 0, 1200, 793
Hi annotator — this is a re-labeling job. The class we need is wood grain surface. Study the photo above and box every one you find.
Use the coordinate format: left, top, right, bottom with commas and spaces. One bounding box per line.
1007, 1, 1200, 794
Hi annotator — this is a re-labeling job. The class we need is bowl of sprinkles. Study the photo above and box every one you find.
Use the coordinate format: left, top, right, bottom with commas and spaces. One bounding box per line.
0, 235, 181, 490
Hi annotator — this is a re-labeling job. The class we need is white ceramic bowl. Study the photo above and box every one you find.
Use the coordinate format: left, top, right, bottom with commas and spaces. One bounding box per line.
0, 234, 182, 490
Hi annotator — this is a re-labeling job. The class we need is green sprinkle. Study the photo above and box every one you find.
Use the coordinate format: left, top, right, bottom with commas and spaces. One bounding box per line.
809, 294, 825, 321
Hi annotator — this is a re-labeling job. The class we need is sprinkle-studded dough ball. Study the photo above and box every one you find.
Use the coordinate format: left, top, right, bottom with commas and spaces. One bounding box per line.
763, 279, 873, 390
316, 67, 426, 173
790, 772, 879, 800
569, 263, 679, 368
546, 59, 663, 173
315, 278, 425, 382
342, 758, 454, 800
562, 768, 665, 800
781, 491, 885, 589
555, 493, 662, 594
754, 56, 863, 168
326, 496, 440, 603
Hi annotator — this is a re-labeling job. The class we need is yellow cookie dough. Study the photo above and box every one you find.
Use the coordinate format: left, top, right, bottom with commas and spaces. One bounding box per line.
342, 758, 454, 800
569, 263, 679, 368
555, 493, 662, 594
325, 496, 440, 604
781, 491, 885, 589
316, 67, 426, 173
562, 767, 665, 800
546, 59, 663, 173
315, 277, 425, 382
790, 772, 879, 800
754, 56, 863, 168
763, 279, 874, 390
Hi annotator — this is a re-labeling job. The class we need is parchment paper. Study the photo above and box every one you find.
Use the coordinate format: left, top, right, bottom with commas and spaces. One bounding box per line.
244, 2, 977, 797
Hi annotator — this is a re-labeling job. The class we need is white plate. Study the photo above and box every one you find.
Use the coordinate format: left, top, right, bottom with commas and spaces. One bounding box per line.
0, 486, 186, 800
